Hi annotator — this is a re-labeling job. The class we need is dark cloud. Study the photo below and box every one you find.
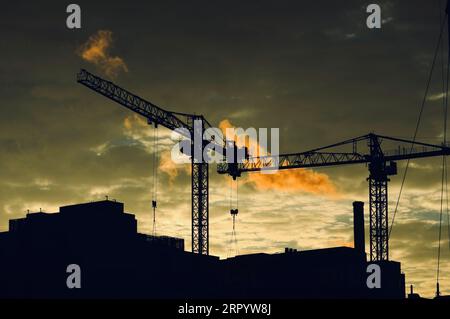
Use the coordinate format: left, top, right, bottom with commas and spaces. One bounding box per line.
1, 0, 450, 297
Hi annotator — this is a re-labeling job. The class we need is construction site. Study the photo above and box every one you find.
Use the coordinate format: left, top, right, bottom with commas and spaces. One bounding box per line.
1, 63, 450, 299
0, 199, 405, 298
2, 1, 450, 300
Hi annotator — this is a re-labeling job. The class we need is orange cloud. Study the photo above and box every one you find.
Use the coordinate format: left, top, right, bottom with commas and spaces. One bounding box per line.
159, 151, 179, 181
219, 119, 234, 139
246, 169, 337, 196
78, 30, 128, 78
159, 150, 190, 182
123, 115, 189, 181
124, 114, 147, 131
219, 119, 266, 157
219, 118, 337, 196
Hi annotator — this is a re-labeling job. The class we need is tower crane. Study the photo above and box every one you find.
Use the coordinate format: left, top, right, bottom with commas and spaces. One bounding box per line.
77, 69, 243, 255
217, 133, 450, 261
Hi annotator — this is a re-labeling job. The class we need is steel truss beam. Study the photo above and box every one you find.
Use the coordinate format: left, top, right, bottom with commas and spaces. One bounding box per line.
218, 133, 450, 262
192, 162, 209, 255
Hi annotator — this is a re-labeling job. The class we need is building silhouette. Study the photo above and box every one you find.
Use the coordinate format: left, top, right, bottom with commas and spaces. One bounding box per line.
0, 200, 405, 298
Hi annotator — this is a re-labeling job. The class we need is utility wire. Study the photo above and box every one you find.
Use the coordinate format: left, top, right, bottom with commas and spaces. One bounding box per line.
444, 154, 450, 256
437, 155, 446, 296
389, 15, 447, 239
444, 3, 450, 256
437, 0, 450, 296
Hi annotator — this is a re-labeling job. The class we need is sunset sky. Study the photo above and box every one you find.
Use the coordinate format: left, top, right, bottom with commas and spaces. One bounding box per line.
1, 0, 450, 297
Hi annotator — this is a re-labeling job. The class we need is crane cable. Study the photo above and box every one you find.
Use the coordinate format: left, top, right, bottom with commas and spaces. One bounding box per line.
152, 124, 159, 236
228, 178, 239, 257
232, 178, 239, 256
389, 11, 448, 240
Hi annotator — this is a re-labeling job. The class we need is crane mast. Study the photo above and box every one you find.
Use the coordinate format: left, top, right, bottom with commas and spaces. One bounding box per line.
218, 133, 450, 261
367, 134, 396, 261
77, 69, 231, 255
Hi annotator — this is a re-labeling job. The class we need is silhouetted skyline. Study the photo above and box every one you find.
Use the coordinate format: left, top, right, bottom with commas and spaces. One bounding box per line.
0, 199, 405, 298
1, 0, 449, 297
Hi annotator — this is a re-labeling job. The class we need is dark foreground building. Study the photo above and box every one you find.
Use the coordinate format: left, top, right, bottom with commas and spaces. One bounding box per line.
0, 200, 405, 299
